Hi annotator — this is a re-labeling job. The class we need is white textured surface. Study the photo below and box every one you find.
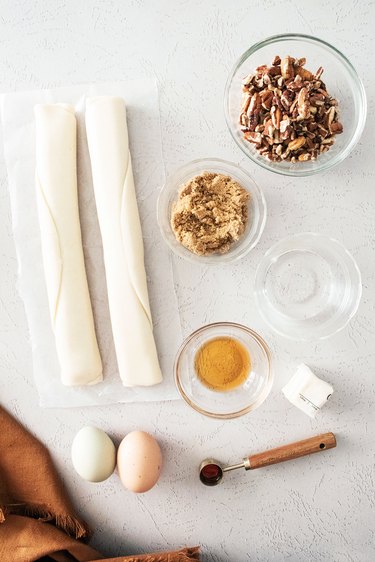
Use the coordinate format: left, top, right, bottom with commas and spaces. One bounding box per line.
0, 1, 374, 561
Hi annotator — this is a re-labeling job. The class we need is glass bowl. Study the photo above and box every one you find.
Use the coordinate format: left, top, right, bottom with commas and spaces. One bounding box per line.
157, 158, 266, 264
225, 34, 367, 177
254, 233, 362, 340
174, 322, 273, 419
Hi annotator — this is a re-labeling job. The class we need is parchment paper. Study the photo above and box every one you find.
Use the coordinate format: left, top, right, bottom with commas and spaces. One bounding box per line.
1, 80, 181, 407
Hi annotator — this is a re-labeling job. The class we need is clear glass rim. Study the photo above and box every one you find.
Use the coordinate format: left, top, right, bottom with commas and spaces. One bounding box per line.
224, 33, 368, 177
254, 232, 362, 340
157, 157, 267, 265
174, 321, 273, 419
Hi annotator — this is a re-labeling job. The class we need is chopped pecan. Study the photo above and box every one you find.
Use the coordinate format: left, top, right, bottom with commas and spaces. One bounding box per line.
317, 124, 329, 138
275, 144, 283, 156
280, 116, 290, 133
268, 65, 281, 76
256, 65, 269, 75
259, 146, 270, 155
261, 90, 273, 110
288, 76, 303, 91
288, 137, 306, 151
281, 126, 292, 141
263, 73, 272, 85
263, 119, 275, 137
273, 93, 283, 110
309, 93, 326, 105
239, 55, 343, 163
315, 66, 324, 79
241, 92, 251, 113
289, 98, 298, 115
244, 131, 262, 144
254, 76, 264, 88
297, 87, 310, 119
321, 136, 335, 145
295, 66, 314, 80
281, 56, 295, 80
239, 113, 249, 128
305, 131, 316, 140
247, 93, 261, 131
242, 73, 254, 86
242, 85, 255, 96
298, 152, 311, 161
329, 121, 343, 134
280, 90, 294, 110
271, 106, 282, 130
325, 106, 336, 128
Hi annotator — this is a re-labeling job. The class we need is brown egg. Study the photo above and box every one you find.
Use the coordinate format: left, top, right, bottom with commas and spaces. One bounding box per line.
117, 431, 162, 493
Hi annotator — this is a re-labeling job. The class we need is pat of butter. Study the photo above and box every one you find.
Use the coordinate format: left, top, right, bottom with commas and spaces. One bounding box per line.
282, 364, 333, 418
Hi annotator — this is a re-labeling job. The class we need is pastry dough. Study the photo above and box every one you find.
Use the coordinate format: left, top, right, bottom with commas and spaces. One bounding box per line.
85, 96, 162, 387
34, 104, 103, 386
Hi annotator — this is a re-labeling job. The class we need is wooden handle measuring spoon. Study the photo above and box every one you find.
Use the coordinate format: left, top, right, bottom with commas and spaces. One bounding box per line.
247, 432, 337, 470
199, 432, 336, 486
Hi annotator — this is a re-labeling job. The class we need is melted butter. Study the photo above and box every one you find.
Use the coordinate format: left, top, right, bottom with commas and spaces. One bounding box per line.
194, 336, 251, 392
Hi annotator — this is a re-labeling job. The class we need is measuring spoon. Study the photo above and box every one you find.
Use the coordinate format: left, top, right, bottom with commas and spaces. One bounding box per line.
199, 432, 336, 486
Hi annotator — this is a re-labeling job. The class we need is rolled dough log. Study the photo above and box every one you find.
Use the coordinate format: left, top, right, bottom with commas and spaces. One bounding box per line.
85, 96, 162, 387
34, 104, 103, 386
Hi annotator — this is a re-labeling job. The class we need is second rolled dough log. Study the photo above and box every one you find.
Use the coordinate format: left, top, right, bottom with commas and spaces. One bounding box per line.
34, 103, 103, 386
85, 96, 162, 387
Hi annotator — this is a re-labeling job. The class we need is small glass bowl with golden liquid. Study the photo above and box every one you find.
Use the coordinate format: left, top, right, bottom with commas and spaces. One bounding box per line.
174, 322, 273, 419
195, 337, 251, 393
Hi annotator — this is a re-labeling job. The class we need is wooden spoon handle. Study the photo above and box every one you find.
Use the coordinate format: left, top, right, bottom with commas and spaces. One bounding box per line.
247, 432, 336, 470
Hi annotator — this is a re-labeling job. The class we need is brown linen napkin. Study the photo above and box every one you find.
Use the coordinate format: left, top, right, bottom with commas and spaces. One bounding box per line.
0, 405, 88, 538
0, 405, 200, 562
0, 514, 99, 562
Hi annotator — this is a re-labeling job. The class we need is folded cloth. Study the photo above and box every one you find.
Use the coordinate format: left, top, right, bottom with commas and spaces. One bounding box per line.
0, 405, 200, 562
0, 515, 99, 562
98, 547, 200, 562
0, 405, 89, 538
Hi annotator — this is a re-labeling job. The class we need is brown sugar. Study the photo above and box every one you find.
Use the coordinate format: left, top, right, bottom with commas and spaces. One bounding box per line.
170, 172, 250, 256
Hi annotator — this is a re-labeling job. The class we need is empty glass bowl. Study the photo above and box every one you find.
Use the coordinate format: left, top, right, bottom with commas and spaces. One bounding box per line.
254, 233, 362, 340
224, 33, 367, 176
157, 158, 266, 264
174, 322, 273, 419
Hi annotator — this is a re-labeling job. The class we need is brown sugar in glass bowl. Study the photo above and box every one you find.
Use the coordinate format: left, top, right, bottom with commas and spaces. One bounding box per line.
171, 171, 250, 256
157, 158, 267, 265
